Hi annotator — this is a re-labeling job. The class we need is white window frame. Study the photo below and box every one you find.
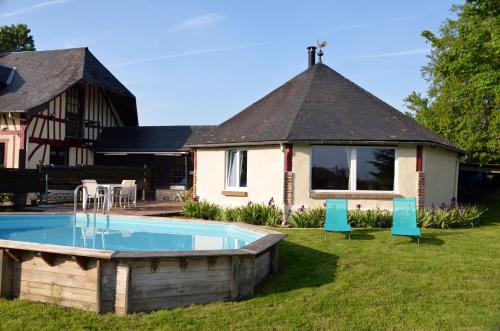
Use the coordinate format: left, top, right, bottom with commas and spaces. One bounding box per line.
225, 149, 248, 191
310, 146, 398, 194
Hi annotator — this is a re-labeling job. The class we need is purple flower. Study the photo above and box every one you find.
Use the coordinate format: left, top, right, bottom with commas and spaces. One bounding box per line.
268, 197, 275, 207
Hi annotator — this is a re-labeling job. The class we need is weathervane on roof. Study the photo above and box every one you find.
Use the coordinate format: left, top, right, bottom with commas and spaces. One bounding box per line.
316, 40, 327, 63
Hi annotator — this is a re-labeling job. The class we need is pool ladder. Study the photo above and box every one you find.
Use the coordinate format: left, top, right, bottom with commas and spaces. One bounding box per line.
73, 185, 108, 248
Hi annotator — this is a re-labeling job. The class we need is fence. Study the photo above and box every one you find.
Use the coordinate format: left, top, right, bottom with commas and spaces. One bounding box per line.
0, 165, 151, 195
0, 168, 43, 193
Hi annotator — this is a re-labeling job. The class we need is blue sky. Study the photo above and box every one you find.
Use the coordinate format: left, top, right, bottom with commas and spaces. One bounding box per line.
0, 0, 459, 126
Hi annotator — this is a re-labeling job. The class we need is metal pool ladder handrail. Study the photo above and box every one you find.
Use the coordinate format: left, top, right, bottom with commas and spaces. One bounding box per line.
73, 185, 108, 247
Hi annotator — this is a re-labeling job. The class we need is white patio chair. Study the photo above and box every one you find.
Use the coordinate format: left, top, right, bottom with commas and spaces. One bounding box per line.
82, 179, 106, 211
112, 179, 136, 208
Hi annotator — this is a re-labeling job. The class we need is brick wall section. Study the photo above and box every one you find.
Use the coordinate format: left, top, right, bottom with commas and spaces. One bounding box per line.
417, 171, 425, 210
284, 171, 293, 206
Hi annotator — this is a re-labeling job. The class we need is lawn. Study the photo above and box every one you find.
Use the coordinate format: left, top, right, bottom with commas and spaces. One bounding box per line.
0, 193, 499, 330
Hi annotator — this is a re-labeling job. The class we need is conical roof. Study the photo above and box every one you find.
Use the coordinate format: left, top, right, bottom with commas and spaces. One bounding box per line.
190, 63, 462, 152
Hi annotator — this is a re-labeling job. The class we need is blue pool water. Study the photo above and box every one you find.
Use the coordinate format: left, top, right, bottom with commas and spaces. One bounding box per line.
0, 214, 262, 251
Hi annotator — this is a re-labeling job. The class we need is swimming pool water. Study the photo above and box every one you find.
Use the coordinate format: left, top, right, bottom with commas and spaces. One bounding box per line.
0, 214, 263, 251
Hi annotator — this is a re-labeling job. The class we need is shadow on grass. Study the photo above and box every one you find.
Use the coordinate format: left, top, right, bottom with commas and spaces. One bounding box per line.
323, 228, 378, 240
257, 240, 338, 295
392, 234, 445, 246
351, 228, 378, 240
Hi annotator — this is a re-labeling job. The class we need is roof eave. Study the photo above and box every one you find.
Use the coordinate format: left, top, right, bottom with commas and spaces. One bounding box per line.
94, 149, 190, 154
186, 140, 287, 148
188, 139, 465, 154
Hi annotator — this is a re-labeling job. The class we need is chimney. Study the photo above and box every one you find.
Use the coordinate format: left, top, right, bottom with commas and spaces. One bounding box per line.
307, 46, 317, 68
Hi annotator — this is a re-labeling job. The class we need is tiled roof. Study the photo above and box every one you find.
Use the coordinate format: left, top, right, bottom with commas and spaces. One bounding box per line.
94, 126, 216, 152
188, 63, 462, 153
0, 48, 137, 125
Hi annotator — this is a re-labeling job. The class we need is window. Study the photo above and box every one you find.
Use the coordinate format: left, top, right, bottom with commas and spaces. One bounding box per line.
172, 156, 188, 185
226, 150, 247, 189
0, 142, 5, 167
49, 146, 68, 166
66, 85, 83, 138
311, 146, 351, 190
356, 147, 395, 191
311, 146, 396, 192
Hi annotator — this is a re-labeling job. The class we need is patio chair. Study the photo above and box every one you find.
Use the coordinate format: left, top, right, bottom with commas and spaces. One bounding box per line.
112, 179, 136, 208
391, 197, 421, 244
82, 179, 105, 211
324, 199, 352, 240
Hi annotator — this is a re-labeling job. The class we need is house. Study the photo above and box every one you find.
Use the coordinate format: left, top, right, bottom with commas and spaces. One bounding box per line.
0, 47, 137, 169
187, 47, 464, 210
93, 125, 213, 200
0, 47, 206, 201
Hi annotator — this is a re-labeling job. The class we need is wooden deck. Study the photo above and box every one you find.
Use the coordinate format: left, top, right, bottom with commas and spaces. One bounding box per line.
0, 201, 183, 217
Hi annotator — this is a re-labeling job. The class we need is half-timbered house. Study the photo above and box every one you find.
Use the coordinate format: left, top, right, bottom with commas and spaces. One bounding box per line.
0, 48, 137, 169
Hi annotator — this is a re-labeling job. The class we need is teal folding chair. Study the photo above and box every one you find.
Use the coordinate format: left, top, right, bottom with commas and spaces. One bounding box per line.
391, 197, 421, 244
324, 199, 352, 240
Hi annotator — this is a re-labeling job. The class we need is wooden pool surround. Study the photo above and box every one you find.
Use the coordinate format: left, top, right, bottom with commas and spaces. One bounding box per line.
0, 214, 286, 315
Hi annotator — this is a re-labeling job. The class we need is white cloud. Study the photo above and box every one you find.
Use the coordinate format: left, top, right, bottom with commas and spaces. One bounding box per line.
0, 0, 72, 18
112, 43, 266, 67
353, 48, 430, 58
169, 13, 225, 32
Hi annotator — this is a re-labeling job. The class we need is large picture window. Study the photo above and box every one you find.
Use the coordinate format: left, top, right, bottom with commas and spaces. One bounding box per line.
311, 147, 351, 190
226, 150, 247, 189
356, 147, 395, 191
311, 146, 396, 192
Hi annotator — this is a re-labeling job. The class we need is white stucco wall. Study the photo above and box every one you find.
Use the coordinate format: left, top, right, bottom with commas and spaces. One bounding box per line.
196, 144, 459, 211
195, 146, 284, 207
423, 146, 459, 207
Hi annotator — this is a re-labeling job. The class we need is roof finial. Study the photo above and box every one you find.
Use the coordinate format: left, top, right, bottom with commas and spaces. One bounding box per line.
316, 40, 327, 64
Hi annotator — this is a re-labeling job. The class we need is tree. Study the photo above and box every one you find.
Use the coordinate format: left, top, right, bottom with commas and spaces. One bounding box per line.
0, 24, 36, 52
404, 0, 499, 163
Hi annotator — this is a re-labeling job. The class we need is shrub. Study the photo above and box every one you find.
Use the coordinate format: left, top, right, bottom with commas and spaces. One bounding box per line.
289, 207, 391, 229
416, 209, 433, 228
181, 200, 486, 229
455, 205, 485, 227
289, 206, 325, 228
223, 206, 245, 223
288, 204, 484, 229
348, 209, 392, 228
230, 202, 283, 227
417, 204, 486, 229
181, 199, 283, 226
181, 199, 223, 220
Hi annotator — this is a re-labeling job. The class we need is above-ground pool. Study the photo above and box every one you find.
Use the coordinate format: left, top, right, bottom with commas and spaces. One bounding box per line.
0, 214, 263, 251
0, 213, 286, 314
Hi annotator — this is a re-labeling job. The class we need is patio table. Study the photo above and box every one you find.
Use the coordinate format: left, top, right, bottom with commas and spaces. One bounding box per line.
82, 183, 137, 212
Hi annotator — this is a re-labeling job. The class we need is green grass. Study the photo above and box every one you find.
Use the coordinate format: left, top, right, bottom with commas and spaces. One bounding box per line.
1, 193, 499, 330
